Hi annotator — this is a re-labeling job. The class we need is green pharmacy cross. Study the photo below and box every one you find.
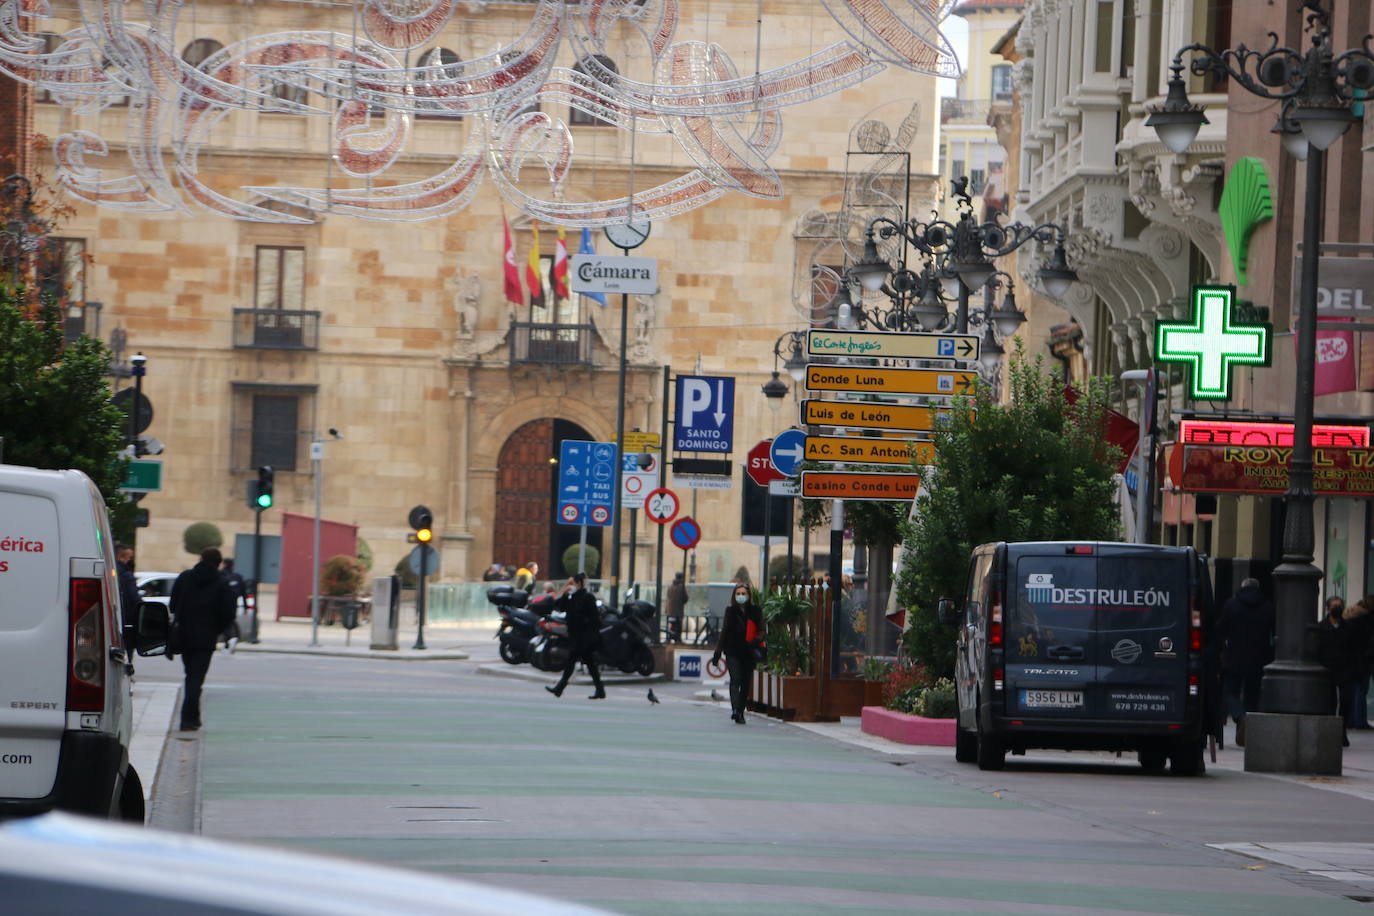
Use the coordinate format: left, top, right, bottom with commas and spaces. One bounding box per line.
1154, 285, 1271, 401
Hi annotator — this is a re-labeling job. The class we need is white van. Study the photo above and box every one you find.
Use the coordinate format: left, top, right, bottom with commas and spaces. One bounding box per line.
0, 464, 151, 820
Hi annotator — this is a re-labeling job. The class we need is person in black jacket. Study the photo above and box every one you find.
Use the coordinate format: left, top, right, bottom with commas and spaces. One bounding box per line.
1318, 596, 1361, 747
115, 543, 141, 632
1216, 578, 1275, 747
711, 583, 764, 724
545, 573, 605, 699
169, 548, 237, 731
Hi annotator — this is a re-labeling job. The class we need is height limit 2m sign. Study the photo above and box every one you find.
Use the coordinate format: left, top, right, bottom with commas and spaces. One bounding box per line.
674, 375, 735, 453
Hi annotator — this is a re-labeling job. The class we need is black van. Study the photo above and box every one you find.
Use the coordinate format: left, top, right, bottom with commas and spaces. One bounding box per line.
941, 541, 1212, 775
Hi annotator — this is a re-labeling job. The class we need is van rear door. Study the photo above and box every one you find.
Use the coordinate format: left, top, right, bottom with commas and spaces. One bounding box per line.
0, 489, 67, 799
1006, 552, 1097, 718
1093, 549, 1190, 721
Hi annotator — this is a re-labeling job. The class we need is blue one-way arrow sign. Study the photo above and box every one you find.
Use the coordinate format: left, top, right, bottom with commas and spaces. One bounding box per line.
769, 428, 806, 478
674, 375, 735, 453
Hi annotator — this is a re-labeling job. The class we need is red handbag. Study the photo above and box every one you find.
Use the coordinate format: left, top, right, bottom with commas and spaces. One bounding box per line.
745, 618, 759, 644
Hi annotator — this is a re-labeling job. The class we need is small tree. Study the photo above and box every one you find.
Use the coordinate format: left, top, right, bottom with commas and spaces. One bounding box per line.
561, 543, 600, 577
896, 349, 1122, 676
320, 555, 366, 596
182, 521, 223, 555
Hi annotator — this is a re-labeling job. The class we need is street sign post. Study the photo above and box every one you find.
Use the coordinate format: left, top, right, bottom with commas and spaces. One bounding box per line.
621, 452, 658, 510
800, 399, 957, 433
644, 487, 680, 524
557, 440, 618, 527
120, 459, 163, 493
619, 431, 661, 452
768, 429, 806, 477
804, 365, 977, 396
674, 375, 735, 453
806, 329, 980, 362
799, 471, 922, 501
670, 516, 701, 551
804, 435, 936, 466
746, 439, 782, 487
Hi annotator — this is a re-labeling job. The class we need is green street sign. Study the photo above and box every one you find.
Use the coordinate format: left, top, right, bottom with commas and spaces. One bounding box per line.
121, 459, 163, 493
1154, 285, 1271, 401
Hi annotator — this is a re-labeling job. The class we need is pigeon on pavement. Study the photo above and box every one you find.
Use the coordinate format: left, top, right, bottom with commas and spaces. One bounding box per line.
710, 689, 723, 702
647, 688, 660, 705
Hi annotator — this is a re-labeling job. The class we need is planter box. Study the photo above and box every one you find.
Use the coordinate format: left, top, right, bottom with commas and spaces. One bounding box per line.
749, 671, 822, 722
860, 706, 956, 746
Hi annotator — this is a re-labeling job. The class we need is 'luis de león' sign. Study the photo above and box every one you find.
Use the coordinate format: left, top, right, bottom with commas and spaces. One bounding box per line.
1154, 284, 1271, 401
571, 254, 659, 295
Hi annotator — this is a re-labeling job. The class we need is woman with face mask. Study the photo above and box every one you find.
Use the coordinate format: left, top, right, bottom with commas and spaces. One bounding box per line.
711, 584, 765, 724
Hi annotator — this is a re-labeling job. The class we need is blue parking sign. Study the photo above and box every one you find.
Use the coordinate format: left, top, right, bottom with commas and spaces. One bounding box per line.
674, 375, 735, 453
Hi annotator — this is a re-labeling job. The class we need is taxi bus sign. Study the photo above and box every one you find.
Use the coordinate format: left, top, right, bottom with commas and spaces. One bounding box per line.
804, 435, 936, 466
806, 329, 979, 362
800, 399, 958, 433
804, 365, 976, 397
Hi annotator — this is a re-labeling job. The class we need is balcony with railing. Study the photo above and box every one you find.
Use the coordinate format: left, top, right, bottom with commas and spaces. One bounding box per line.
940, 97, 992, 125
233, 308, 321, 350
510, 322, 595, 366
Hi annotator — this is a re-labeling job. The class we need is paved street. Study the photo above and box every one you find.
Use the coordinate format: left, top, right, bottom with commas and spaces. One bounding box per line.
130, 628, 1374, 916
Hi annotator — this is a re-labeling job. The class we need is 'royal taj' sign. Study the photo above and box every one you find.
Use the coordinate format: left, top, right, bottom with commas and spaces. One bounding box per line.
1173, 444, 1374, 498
570, 254, 659, 295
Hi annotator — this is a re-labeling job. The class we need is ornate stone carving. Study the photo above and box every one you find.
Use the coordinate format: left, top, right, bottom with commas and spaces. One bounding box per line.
630, 293, 656, 363
1145, 226, 1185, 262
1086, 192, 1120, 227
1110, 321, 1134, 370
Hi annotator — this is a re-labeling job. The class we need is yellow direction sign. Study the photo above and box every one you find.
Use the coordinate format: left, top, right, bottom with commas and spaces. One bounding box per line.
800, 471, 922, 501
804, 365, 977, 397
800, 399, 956, 433
807, 329, 980, 362
619, 431, 661, 452
804, 435, 936, 466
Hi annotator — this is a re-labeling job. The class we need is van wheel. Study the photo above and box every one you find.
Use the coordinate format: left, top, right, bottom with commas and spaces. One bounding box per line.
119, 767, 145, 823
955, 727, 978, 763
1137, 748, 1168, 772
976, 729, 1005, 771
1169, 743, 1205, 777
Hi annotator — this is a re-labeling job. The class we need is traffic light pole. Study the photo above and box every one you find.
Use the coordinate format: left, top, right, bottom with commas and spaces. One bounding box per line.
250, 506, 262, 643
414, 544, 428, 650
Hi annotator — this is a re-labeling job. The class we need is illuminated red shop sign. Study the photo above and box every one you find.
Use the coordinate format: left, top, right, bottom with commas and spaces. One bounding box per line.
1173, 444, 1374, 498
1179, 419, 1369, 449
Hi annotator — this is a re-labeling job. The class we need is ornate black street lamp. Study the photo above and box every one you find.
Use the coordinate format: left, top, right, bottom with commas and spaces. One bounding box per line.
849, 177, 1078, 334
1149, 0, 1373, 764
761, 330, 807, 402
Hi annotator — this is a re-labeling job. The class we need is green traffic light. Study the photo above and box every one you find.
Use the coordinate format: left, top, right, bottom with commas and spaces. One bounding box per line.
256, 492, 272, 508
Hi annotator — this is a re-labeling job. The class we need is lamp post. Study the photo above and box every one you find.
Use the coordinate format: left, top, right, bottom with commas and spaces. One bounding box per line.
309, 427, 343, 648
762, 330, 807, 582
1149, 0, 1373, 771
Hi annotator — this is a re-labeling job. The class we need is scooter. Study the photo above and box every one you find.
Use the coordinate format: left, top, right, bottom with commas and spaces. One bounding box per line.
489, 586, 557, 665
527, 600, 656, 676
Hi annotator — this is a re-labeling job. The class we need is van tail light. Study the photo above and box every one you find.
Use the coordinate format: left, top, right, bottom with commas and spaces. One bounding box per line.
1068, 544, 1094, 554
1189, 604, 1202, 653
989, 589, 1004, 647
989, 621, 1003, 647
993, 668, 1004, 692
68, 577, 106, 711
1188, 674, 1199, 697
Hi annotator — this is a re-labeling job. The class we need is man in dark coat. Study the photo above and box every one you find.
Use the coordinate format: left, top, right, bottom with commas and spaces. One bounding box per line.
169, 547, 237, 731
115, 543, 141, 632
1216, 577, 1275, 747
546, 572, 605, 699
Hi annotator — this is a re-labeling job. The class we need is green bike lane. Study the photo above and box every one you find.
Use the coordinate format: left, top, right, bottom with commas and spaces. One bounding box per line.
196, 671, 1368, 916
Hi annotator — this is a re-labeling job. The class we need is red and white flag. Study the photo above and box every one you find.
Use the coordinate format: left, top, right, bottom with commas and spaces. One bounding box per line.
502, 215, 523, 306
552, 226, 570, 300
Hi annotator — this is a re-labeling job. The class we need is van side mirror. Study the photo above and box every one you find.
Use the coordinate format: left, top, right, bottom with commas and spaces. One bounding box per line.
936, 597, 957, 626
136, 601, 170, 657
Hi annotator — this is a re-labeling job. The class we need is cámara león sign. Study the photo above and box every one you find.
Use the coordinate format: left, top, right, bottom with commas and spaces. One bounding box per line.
570, 254, 659, 295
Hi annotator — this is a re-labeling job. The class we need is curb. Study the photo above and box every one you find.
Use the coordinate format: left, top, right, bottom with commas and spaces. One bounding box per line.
476, 662, 665, 685
234, 645, 470, 661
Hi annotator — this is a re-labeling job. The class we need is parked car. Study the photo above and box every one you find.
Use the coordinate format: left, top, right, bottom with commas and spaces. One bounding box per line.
0, 464, 166, 821
135, 571, 179, 608
0, 811, 616, 914
941, 540, 1215, 775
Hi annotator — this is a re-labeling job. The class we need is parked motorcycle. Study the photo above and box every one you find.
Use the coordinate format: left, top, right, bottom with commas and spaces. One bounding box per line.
526, 599, 656, 676
488, 586, 557, 665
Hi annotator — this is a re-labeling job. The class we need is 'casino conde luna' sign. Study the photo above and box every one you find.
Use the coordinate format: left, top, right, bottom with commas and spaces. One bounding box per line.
1174, 444, 1374, 498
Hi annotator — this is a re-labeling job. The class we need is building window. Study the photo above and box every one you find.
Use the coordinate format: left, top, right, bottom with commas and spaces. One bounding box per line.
569, 55, 617, 126
182, 38, 224, 70
416, 47, 461, 118
969, 169, 986, 194
991, 64, 1013, 101
231, 384, 316, 471
36, 237, 85, 304
951, 159, 965, 181
254, 246, 305, 310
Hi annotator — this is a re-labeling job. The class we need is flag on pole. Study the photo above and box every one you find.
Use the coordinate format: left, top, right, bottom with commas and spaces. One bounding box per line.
552, 226, 570, 300
502, 215, 523, 307
578, 227, 608, 307
527, 222, 544, 308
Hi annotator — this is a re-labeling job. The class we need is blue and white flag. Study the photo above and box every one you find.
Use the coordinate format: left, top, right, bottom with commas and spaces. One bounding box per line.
578, 227, 608, 307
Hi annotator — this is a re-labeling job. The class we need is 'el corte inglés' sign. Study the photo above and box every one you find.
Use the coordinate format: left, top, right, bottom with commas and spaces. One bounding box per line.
571, 254, 659, 295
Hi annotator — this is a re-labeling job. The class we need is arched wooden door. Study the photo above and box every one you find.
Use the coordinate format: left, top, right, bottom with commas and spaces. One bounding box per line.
494, 418, 601, 578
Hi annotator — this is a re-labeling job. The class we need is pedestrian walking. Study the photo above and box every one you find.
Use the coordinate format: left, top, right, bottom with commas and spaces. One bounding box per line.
545, 572, 605, 699
1352, 596, 1374, 730
114, 543, 141, 632
169, 547, 237, 732
1216, 577, 1275, 747
1318, 596, 1359, 747
711, 583, 765, 724
666, 572, 687, 643
515, 561, 539, 592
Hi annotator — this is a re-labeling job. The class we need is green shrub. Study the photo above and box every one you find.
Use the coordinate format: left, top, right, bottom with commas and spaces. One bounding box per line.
182, 522, 223, 555
767, 553, 805, 581
918, 678, 957, 719
356, 537, 373, 572
321, 555, 366, 596
560, 543, 600, 577
393, 556, 417, 589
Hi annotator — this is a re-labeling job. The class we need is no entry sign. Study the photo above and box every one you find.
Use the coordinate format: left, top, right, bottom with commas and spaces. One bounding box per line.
670, 516, 701, 550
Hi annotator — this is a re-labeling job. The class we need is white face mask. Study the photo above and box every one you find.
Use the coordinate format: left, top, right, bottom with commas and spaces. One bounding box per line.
734, 594, 748, 604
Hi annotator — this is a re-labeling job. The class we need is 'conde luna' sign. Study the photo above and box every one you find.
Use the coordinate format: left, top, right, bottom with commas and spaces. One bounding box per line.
571, 254, 659, 295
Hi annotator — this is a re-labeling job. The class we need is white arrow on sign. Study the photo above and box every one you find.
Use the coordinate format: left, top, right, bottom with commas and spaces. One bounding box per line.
714, 379, 727, 427
774, 441, 803, 464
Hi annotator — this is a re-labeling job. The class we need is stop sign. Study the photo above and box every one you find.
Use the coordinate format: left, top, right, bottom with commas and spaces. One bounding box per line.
746, 439, 782, 487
